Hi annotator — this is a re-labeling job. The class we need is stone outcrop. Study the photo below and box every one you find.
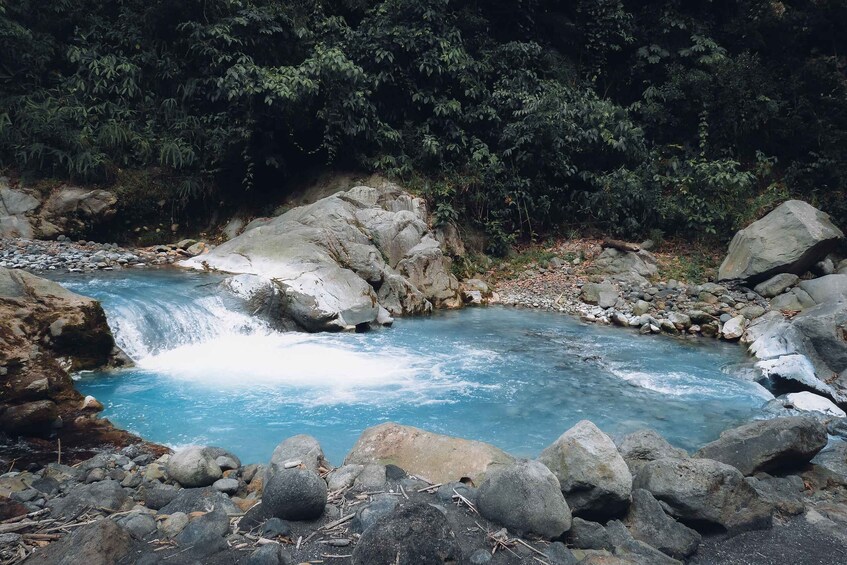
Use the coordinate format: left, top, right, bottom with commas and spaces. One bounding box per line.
746, 302, 847, 405
0, 177, 117, 240
343, 422, 513, 484
185, 183, 462, 331
0, 267, 159, 466
718, 200, 844, 284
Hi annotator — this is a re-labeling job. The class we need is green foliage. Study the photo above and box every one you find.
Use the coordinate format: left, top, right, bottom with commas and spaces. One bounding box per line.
2, 0, 847, 247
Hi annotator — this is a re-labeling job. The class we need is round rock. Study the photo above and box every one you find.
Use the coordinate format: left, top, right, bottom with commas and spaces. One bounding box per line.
167, 447, 222, 488
262, 468, 327, 521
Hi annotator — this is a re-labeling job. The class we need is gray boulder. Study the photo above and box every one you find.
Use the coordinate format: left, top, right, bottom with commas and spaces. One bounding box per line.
745, 475, 807, 515
594, 248, 658, 283
718, 200, 844, 284
158, 487, 241, 516
747, 303, 847, 404
605, 520, 681, 565
40, 186, 117, 237
798, 274, 847, 304
625, 489, 701, 559
268, 434, 327, 478
326, 464, 364, 491
174, 506, 230, 556
262, 468, 327, 521
116, 511, 157, 540
48, 480, 128, 518
183, 184, 460, 331
754, 273, 800, 298
633, 458, 772, 532
581, 282, 618, 309
140, 484, 180, 510
538, 420, 633, 519
476, 459, 572, 538
28, 519, 132, 565
351, 502, 462, 565
616, 430, 688, 475
694, 417, 828, 475
167, 446, 222, 488
0, 183, 41, 239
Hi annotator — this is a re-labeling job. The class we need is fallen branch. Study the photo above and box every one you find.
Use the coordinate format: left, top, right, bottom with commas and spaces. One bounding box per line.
601, 238, 640, 253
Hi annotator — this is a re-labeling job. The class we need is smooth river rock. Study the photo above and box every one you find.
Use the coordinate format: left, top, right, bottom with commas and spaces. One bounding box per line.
262, 468, 327, 521
167, 446, 222, 488
344, 422, 513, 484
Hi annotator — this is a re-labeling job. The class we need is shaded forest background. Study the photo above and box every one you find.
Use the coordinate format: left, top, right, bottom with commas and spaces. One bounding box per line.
2, 0, 846, 252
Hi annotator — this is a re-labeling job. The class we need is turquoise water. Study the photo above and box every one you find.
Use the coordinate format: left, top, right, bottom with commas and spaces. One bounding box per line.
57, 269, 772, 465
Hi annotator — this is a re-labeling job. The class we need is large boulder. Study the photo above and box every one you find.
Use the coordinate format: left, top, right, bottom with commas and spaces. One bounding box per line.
747, 301, 847, 405
167, 447, 223, 488
633, 458, 773, 532
262, 468, 327, 521
344, 423, 513, 484
593, 248, 658, 283
476, 459, 572, 539
581, 282, 618, 309
184, 183, 461, 331
798, 274, 847, 304
718, 200, 844, 284
0, 400, 58, 435
538, 421, 633, 519
39, 185, 117, 236
351, 503, 462, 565
694, 417, 828, 475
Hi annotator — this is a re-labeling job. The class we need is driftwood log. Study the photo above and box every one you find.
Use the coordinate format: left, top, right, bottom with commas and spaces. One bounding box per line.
601, 238, 641, 253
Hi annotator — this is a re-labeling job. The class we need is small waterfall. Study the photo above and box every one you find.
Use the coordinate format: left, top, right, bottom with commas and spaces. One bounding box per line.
59, 271, 268, 361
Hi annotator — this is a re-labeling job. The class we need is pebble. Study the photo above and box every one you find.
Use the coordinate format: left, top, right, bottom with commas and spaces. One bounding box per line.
0, 238, 173, 273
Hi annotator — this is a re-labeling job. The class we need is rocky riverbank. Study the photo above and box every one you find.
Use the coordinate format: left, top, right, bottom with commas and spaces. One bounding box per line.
0, 266, 166, 471
1, 418, 845, 564
492, 200, 847, 415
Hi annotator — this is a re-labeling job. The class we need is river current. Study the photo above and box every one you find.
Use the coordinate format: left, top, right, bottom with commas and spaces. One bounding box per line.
54, 269, 772, 464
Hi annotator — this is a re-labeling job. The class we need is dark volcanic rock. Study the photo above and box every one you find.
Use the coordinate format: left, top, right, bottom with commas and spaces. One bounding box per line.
48, 480, 128, 518
625, 488, 701, 559
477, 459, 572, 538
262, 468, 327, 521
25, 519, 132, 565
633, 458, 773, 532
351, 502, 462, 565
694, 417, 828, 475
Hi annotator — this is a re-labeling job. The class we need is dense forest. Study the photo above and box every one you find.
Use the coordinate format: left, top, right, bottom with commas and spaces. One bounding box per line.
2, 0, 846, 252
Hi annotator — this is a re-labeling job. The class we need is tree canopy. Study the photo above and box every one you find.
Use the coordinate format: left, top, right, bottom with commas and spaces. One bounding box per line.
2, 0, 846, 250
